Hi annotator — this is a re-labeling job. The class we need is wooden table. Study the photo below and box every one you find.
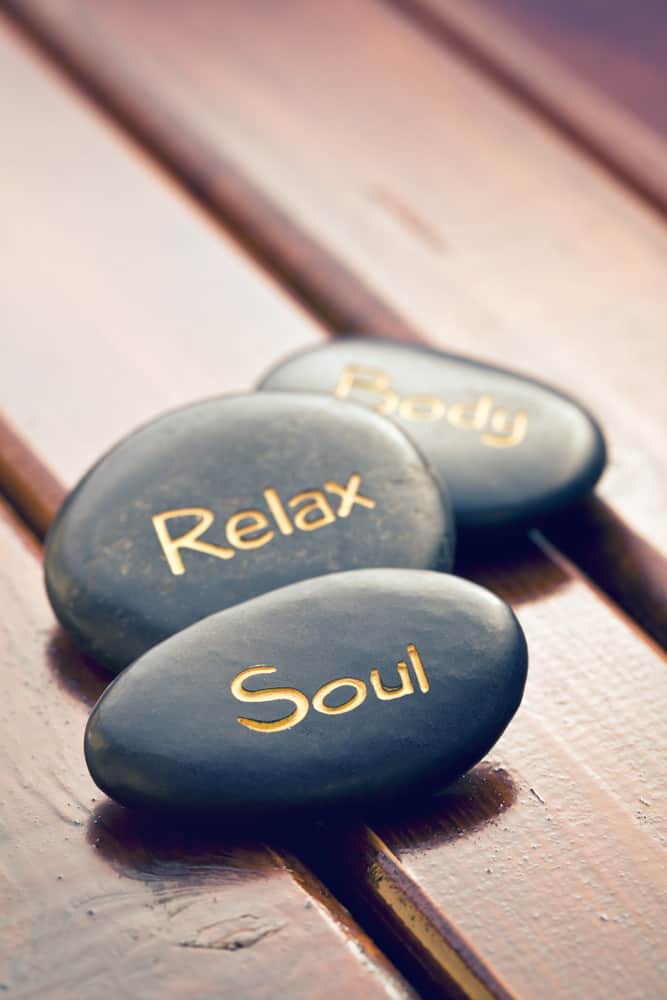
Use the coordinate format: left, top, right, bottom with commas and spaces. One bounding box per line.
1, 3, 665, 997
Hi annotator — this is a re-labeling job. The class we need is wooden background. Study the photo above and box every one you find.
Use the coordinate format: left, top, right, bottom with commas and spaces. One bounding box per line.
1, 2, 665, 997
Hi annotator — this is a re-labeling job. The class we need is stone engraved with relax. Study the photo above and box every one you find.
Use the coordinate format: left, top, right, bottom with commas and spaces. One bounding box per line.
152, 473, 376, 575
335, 364, 528, 448
231, 643, 430, 733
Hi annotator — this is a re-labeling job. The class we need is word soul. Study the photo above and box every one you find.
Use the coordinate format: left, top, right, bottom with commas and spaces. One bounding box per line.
231, 643, 430, 733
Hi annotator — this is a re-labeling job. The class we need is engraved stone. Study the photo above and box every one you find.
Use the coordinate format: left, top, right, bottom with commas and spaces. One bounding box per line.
45, 393, 453, 673
258, 339, 607, 530
85, 569, 528, 816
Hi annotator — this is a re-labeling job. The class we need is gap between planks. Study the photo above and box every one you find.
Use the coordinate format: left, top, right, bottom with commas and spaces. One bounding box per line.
2, 12, 665, 996
0, 495, 420, 1000
383, 0, 667, 218
0, 417, 513, 1000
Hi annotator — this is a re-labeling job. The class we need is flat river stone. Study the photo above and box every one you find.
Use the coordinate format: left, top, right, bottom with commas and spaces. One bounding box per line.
259, 339, 607, 530
45, 393, 453, 673
85, 569, 528, 817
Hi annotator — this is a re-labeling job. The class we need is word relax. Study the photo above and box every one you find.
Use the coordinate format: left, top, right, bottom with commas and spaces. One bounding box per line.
335, 364, 528, 448
231, 644, 430, 733
152, 474, 375, 576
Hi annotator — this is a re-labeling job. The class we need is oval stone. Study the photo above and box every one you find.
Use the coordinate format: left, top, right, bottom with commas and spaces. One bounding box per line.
85, 569, 528, 817
258, 339, 607, 530
45, 393, 453, 673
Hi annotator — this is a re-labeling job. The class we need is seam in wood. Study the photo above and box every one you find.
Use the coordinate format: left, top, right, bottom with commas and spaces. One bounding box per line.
382, 0, 667, 219
0, 412, 65, 540
2, 4, 666, 646
362, 827, 516, 1000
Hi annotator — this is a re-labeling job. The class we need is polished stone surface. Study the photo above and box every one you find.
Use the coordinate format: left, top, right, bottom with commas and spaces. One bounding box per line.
259, 339, 607, 530
85, 569, 528, 817
45, 393, 453, 672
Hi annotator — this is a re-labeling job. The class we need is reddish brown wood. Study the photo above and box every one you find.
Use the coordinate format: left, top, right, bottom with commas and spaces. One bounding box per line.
2, 8, 667, 998
475, 0, 667, 139
542, 496, 667, 647
0, 498, 416, 999
0, 24, 414, 1000
303, 535, 667, 997
0, 13, 323, 487
5, 0, 667, 648
389, 0, 667, 213
0, 414, 63, 539
0, 21, 504, 997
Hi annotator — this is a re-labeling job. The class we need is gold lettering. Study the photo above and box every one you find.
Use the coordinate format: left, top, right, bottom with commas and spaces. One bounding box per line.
263, 487, 294, 535
152, 508, 235, 576
226, 510, 274, 550
324, 474, 376, 517
447, 393, 493, 431
288, 490, 336, 531
481, 408, 528, 448
369, 661, 415, 700
334, 364, 400, 416
313, 677, 367, 715
231, 644, 427, 734
332, 368, 530, 448
231, 666, 309, 733
407, 643, 430, 693
399, 394, 447, 422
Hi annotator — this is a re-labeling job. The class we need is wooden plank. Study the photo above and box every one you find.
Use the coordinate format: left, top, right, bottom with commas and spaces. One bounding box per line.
0, 497, 416, 1000
478, 0, 667, 139
1, 10, 666, 1000
391, 0, 667, 210
0, 13, 319, 488
300, 535, 667, 997
0, 23, 415, 1000
0, 18, 502, 998
6, 0, 667, 648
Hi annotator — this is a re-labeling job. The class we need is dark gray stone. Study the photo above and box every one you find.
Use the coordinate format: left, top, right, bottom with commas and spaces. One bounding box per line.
258, 339, 607, 530
85, 569, 528, 817
45, 393, 453, 673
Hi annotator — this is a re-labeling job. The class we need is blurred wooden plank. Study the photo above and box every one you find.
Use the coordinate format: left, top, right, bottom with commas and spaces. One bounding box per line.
392, 0, 667, 210
2, 12, 666, 1000
6, 0, 667, 648
0, 13, 320, 488
0, 22, 415, 1000
481, 0, 667, 138
0, 497, 416, 1000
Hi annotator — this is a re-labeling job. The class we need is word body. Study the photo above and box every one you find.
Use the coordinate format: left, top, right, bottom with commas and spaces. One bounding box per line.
258, 341, 607, 531
335, 364, 528, 448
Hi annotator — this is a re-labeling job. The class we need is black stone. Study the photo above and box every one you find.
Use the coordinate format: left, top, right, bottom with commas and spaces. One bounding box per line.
85, 568, 528, 817
45, 393, 453, 673
258, 339, 607, 531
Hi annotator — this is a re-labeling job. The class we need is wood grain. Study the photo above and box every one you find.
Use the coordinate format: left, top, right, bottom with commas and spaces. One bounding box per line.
1, 8, 666, 999
0, 497, 416, 1000
300, 532, 667, 998
479, 0, 667, 138
0, 415, 63, 540
6, 0, 667, 647
0, 23, 414, 1000
391, 0, 667, 209
0, 13, 321, 487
